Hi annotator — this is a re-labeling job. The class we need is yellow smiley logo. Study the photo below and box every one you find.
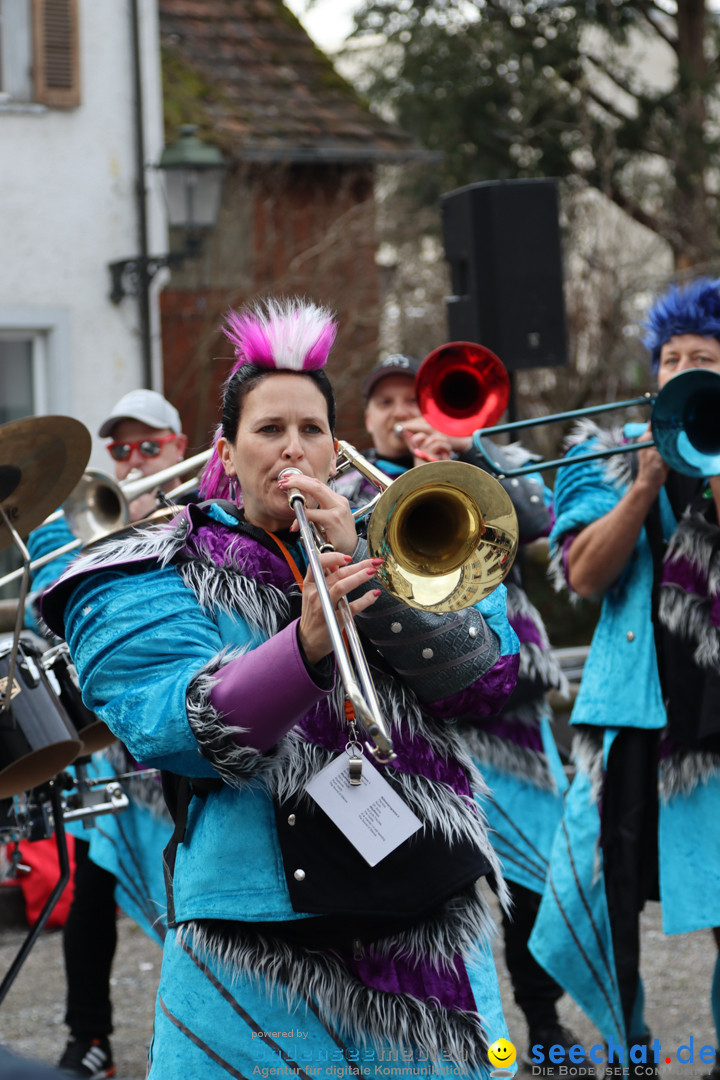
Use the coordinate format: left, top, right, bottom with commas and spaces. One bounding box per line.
488, 1039, 517, 1069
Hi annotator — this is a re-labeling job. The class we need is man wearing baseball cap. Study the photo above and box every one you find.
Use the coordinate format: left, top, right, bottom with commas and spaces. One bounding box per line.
336, 353, 457, 507
98, 389, 188, 523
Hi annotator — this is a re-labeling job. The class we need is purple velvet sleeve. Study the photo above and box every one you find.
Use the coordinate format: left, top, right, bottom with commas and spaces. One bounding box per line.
209, 620, 334, 752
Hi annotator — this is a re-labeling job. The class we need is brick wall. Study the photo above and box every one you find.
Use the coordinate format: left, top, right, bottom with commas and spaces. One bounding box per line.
161, 163, 381, 453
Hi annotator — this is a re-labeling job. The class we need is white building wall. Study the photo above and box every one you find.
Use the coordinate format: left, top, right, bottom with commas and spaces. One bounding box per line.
0, 0, 167, 468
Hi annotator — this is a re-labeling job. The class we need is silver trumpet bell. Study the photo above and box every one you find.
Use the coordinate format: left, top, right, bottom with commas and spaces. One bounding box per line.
62, 448, 212, 544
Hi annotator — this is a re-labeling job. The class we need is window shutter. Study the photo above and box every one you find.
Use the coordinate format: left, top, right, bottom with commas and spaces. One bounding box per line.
33, 0, 80, 107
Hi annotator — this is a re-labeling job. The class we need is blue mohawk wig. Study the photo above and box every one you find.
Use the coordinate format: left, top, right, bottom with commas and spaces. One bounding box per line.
643, 277, 720, 373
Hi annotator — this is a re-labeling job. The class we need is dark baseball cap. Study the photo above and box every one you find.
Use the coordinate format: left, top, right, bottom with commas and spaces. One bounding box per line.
362, 354, 421, 399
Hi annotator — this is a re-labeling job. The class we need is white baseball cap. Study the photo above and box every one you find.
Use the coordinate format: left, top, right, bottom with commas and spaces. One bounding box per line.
98, 389, 182, 438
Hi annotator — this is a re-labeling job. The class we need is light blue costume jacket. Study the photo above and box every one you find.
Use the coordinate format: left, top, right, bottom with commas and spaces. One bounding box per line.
549, 423, 676, 731
51, 505, 519, 929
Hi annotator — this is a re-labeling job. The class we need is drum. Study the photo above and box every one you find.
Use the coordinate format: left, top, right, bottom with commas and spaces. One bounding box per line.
41, 643, 116, 757
0, 643, 82, 798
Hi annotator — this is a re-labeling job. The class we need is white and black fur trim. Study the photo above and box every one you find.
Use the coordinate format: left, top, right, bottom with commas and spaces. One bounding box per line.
659, 510, 720, 668
570, 729, 604, 807
520, 641, 569, 696
507, 580, 569, 697
179, 546, 294, 630
568, 730, 605, 881
548, 420, 632, 599
462, 727, 557, 791
57, 514, 193, 579
660, 585, 720, 668
659, 747, 720, 801
177, 884, 496, 1069
185, 649, 295, 785
563, 419, 635, 489
664, 507, 720, 573
547, 541, 574, 599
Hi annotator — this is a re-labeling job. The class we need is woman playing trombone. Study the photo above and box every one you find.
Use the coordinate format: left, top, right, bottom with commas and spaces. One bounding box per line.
41, 298, 520, 1079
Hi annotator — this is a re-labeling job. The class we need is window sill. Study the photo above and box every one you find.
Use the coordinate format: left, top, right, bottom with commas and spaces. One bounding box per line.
0, 102, 48, 115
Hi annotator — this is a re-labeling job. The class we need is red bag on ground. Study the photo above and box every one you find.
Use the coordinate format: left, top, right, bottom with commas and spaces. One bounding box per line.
15, 834, 76, 928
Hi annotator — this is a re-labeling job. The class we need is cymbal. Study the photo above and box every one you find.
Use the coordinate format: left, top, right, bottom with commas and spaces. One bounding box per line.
0, 415, 92, 550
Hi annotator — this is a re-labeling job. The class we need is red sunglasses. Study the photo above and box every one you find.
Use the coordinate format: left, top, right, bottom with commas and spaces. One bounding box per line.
106, 433, 177, 462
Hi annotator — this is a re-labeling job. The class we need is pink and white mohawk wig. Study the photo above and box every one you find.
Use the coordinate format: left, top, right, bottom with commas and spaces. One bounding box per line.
223, 297, 336, 373
199, 297, 337, 501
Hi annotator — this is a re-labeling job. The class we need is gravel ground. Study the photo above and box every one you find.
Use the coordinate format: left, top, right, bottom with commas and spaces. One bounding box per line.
0, 892, 716, 1080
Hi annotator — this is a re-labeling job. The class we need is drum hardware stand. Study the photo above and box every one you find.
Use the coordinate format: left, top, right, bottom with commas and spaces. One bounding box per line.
0, 501, 32, 715
0, 778, 69, 1006
59, 761, 130, 826
0, 767, 131, 1006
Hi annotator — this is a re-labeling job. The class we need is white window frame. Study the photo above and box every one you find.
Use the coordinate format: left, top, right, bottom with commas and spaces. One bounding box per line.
0, 307, 73, 417
0, 0, 33, 103
0, 331, 47, 417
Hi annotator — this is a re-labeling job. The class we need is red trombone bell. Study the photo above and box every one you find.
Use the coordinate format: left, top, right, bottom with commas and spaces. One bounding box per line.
415, 342, 510, 438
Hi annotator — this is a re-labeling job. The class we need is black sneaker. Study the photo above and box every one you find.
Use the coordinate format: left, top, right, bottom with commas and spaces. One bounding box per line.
58, 1038, 115, 1079
523, 1024, 579, 1075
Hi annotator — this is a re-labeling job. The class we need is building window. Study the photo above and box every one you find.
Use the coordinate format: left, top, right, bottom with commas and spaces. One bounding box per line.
0, 339, 36, 423
0, 334, 49, 599
0, 0, 79, 106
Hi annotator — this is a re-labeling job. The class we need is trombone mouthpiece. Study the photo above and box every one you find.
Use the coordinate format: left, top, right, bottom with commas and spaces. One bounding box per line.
393, 423, 405, 437
278, 467, 305, 505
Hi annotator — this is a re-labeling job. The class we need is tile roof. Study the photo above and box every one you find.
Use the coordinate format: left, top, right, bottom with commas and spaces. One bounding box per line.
159, 0, 423, 164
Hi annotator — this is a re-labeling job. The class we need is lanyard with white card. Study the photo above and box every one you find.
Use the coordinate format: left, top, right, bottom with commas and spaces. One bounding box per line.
305, 752, 423, 867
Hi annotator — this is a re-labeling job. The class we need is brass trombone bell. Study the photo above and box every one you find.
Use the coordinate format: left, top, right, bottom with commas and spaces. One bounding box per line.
365, 459, 518, 612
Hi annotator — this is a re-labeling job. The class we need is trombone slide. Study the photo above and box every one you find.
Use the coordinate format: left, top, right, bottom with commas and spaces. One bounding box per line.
278, 467, 396, 765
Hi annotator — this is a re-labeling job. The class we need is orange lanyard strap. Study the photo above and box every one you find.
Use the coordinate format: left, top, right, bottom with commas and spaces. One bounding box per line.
264, 530, 305, 588
264, 530, 358, 728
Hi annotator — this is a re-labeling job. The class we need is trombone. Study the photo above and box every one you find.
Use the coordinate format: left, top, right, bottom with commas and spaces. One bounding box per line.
280, 441, 519, 763
279, 465, 395, 765
412, 341, 720, 480
0, 448, 212, 590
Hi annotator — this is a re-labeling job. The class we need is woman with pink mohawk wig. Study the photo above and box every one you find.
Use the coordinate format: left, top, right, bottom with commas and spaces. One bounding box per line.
41, 295, 521, 1079
200, 298, 337, 502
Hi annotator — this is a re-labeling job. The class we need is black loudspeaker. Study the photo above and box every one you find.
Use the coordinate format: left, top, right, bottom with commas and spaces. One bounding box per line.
441, 178, 568, 370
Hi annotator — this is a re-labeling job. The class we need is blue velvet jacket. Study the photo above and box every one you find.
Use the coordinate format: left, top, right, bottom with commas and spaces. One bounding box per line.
549, 422, 676, 731
41, 502, 519, 930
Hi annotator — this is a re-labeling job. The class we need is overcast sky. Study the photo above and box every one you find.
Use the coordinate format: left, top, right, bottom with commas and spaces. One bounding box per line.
284, 0, 358, 51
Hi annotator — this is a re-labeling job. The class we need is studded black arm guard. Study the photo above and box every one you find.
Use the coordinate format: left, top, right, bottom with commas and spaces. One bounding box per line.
351, 538, 500, 702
